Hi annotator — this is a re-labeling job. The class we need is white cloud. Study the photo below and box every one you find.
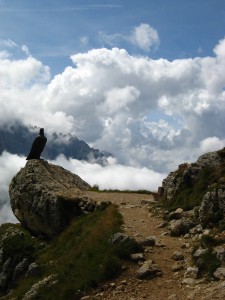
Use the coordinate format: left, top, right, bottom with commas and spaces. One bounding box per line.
0, 38, 225, 174
102, 86, 140, 114
0, 204, 18, 224
200, 137, 225, 154
99, 23, 160, 52
80, 36, 89, 46
0, 39, 18, 49
0, 152, 26, 224
21, 44, 30, 56
50, 155, 166, 192
213, 37, 225, 58
130, 23, 160, 51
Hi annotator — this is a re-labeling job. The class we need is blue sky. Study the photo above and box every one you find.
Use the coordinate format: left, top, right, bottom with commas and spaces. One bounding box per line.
1, 0, 225, 219
1, 0, 225, 74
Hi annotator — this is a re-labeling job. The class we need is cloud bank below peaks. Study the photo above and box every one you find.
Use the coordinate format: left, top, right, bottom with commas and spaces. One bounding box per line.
0, 37, 225, 172
0, 152, 165, 224
50, 155, 166, 192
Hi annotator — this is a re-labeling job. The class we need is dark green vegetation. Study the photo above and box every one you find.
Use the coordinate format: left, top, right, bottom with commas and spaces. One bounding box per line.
2, 205, 140, 300
91, 184, 153, 195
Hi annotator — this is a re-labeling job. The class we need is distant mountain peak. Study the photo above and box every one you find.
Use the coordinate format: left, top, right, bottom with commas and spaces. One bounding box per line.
0, 123, 111, 165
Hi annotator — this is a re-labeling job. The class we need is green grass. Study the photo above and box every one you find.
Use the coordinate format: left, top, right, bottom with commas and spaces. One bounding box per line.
9, 204, 139, 300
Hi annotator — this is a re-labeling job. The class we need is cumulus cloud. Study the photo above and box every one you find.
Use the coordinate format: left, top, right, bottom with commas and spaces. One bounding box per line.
0, 152, 26, 224
0, 38, 225, 174
200, 137, 225, 154
213, 37, 225, 58
1, 37, 225, 224
130, 23, 160, 51
99, 23, 160, 52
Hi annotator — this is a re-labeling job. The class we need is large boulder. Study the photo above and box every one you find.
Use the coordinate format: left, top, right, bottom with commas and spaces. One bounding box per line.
9, 160, 94, 238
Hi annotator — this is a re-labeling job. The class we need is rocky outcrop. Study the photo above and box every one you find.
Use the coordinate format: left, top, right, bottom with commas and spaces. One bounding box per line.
160, 148, 225, 227
9, 160, 97, 238
199, 189, 225, 226
0, 223, 39, 292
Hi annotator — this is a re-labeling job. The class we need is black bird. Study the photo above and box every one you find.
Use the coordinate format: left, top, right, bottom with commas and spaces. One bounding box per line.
26, 128, 47, 160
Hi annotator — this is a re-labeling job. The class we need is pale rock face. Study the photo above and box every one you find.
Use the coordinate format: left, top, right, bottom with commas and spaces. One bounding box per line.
9, 160, 95, 239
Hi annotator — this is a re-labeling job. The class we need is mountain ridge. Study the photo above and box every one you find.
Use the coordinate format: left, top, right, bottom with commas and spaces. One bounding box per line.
0, 123, 111, 165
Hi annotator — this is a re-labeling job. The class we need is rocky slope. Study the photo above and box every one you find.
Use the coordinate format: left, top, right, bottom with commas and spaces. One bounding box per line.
160, 147, 225, 229
1, 161, 140, 299
1, 148, 225, 299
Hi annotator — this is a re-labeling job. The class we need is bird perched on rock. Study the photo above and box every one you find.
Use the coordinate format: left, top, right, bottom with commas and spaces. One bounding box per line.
26, 128, 47, 160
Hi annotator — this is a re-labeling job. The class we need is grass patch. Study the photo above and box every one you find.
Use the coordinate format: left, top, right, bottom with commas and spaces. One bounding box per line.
9, 204, 137, 300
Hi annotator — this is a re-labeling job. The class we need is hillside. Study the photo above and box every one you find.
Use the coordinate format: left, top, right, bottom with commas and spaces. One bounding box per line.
1, 149, 225, 299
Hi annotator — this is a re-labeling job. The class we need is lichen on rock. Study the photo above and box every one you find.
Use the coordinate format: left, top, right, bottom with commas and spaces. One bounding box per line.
9, 160, 96, 239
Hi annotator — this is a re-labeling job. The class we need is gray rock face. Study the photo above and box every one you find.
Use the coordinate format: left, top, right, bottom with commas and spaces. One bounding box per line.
160, 148, 225, 227
199, 189, 225, 226
162, 152, 223, 204
9, 160, 94, 238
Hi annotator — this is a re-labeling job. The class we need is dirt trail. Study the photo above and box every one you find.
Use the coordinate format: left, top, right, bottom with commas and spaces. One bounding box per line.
86, 191, 191, 300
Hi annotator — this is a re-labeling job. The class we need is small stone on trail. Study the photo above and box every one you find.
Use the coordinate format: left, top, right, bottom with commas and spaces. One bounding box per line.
171, 251, 184, 261
130, 253, 145, 262
136, 260, 161, 279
